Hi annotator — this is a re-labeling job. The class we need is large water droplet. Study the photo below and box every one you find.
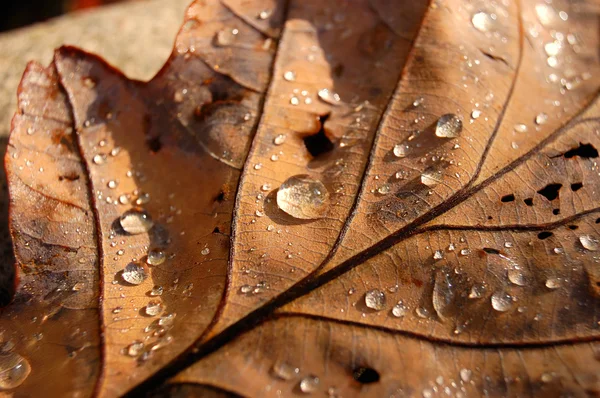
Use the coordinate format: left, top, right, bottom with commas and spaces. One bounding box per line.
469, 283, 486, 299
365, 289, 386, 311
435, 114, 462, 138
580, 235, 599, 251
145, 301, 162, 316
0, 352, 30, 390
507, 268, 527, 286
122, 263, 147, 285
277, 175, 330, 220
393, 144, 409, 158
119, 209, 154, 235
545, 278, 561, 290
299, 375, 320, 393
433, 272, 454, 318
471, 12, 495, 32
490, 291, 513, 312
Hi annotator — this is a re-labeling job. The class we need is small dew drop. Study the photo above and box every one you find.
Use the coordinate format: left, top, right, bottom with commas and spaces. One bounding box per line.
460, 368, 472, 383
471, 12, 494, 32
201, 248, 210, 255
125, 341, 144, 357
393, 144, 409, 158
317, 88, 341, 105
421, 169, 443, 187
271, 361, 299, 380
122, 263, 147, 285
146, 249, 166, 266
273, 134, 287, 145
365, 289, 386, 311
391, 301, 407, 317
214, 28, 239, 46
299, 375, 320, 394
93, 154, 104, 165
471, 109, 481, 119
283, 71, 296, 82
277, 175, 330, 220
491, 291, 513, 312
535, 113, 548, 125
144, 301, 162, 316
545, 278, 561, 290
150, 286, 164, 296
119, 209, 154, 235
514, 123, 528, 133
468, 283, 486, 299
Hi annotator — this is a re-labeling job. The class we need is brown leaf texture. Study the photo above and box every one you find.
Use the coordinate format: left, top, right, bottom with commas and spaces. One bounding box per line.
2, 0, 600, 396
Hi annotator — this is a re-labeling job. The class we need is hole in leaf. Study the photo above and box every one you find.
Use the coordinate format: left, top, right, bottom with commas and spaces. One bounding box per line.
563, 143, 599, 159
552, 209, 560, 215
304, 114, 334, 157
571, 182, 583, 192
487, 216, 493, 220
147, 136, 162, 153
537, 183, 562, 201
524, 198, 534, 206
352, 367, 380, 384
538, 231, 553, 240
501, 194, 515, 202
596, 218, 600, 224
568, 225, 579, 230
483, 247, 500, 255
215, 191, 226, 203
212, 227, 221, 234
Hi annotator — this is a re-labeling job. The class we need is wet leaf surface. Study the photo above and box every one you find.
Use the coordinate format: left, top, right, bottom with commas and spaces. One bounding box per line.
2, 0, 600, 396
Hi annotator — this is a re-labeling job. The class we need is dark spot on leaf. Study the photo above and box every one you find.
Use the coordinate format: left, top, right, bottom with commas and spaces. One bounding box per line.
537, 231, 553, 240
501, 194, 515, 202
304, 114, 334, 157
563, 143, 599, 159
537, 183, 562, 201
552, 208, 560, 215
212, 227, 221, 234
333, 64, 344, 77
524, 198, 534, 206
483, 247, 500, 255
568, 225, 579, 230
352, 367, 380, 384
147, 136, 162, 153
571, 182, 583, 191
596, 218, 600, 224
487, 216, 493, 220
58, 173, 80, 182
215, 191, 226, 203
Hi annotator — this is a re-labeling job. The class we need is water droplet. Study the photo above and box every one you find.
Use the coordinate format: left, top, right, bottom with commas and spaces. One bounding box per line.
93, 154, 104, 165
535, 4, 558, 26
125, 341, 144, 357
377, 184, 391, 195
391, 301, 407, 317
433, 250, 444, 260
0, 352, 31, 389
413, 97, 424, 107
146, 249, 166, 266
415, 306, 431, 318
491, 291, 513, 312
158, 313, 176, 327
150, 286, 164, 296
201, 248, 210, 255
257, 9, 271, 20
317, 88, 341, 105
535, 113, 548, 125
507, 268, 527, 286
433, 272, 455, 318
545, 278, 561, 289
135, 192, 150, 205
365, 289, 386, 311
145, 301, 162, 316
471, 109, 481, 119
214, 28, 239, 46
514, 123, 528, 133
271, 361, 299, 380
544, 41, 562, 56
393, 144, 409, 158
273, 134, 286, 145
469, 283, 486, 299
119, 209, 154, 235
541, 372, 554, 383
240, 285, 253, 294
580, 235, 599, 251
435, 114, 462, 138
299, 375, 320, 393
122, 263, 147, 285
107, 180, 118, 189
421, 169, 443, 187
283, 71, 296, 82
277, 175, 330, 220
460, 368, 472, 383
471, 12, 494, 32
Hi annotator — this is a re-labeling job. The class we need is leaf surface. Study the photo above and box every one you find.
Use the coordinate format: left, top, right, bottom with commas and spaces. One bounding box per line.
3, 0, 600, 396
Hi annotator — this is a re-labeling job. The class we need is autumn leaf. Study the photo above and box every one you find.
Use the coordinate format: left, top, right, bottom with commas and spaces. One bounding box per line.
2, 0, 600, 396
